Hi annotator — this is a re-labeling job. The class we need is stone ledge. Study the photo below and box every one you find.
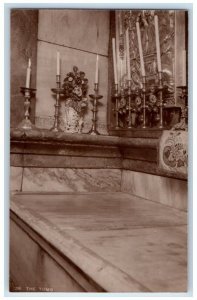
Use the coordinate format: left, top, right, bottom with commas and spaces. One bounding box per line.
10, 128, 187, 180
10, 128, 158, 148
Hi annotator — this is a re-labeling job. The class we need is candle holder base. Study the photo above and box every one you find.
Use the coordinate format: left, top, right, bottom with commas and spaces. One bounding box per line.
17, 87, 36, 130
88, 83, 103, 136
50, 125, 63, 133
17, 119, 36, 131
50, 76, 65, 132
88, 128, 100, 135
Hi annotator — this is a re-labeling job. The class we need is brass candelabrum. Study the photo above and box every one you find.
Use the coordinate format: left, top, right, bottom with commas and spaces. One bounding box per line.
50, 75, 65, 132
127, 80, 132, 129
142, 76, 146, 129
88, 83, 103, 135
18, 87, 36, 130
175, 85, 188, 130
111, 72, 165, 130
112, 83, 120, 129
158, 71, 164, 129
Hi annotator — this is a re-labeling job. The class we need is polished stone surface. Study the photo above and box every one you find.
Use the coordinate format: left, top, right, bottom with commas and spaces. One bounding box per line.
11, 192, 187, 292
10, 219, 85, 292
121, 170, 187, 211
22, 168, 121, 192
10, 128, 158, 148
11, 127, 187, 180
10, 167, 23, 191
38, 10, 109, 56
21, 156, 122, 169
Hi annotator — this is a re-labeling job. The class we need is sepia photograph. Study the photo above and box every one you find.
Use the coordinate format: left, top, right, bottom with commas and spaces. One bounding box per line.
9, 5, 189, 294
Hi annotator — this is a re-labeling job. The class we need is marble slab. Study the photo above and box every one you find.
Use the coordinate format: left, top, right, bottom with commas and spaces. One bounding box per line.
11, 192, 187, 292
121, 170, 187, 211
22, 168, 121, 192
38, 10, 109, 56
10, 167, 23, 191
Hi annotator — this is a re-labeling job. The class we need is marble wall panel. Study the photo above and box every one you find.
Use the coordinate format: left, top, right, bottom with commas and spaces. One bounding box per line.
38, 9, 109, 56
35, 41, 109, 134
22, 154, 122, 169
11, 10, 38, 127
10, 167, 23, 191
121, 170, 187, 211
10, 219, 84, 292
22, 168, 121, 193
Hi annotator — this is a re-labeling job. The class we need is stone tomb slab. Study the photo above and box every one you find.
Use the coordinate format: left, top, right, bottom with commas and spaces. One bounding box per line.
10, 192, 187, 292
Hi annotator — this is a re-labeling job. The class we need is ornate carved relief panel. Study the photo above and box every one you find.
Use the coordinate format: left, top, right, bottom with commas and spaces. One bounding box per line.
108, 10, 188, 134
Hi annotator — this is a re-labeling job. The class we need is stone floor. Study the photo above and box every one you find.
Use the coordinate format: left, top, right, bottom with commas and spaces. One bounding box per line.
10, 192, 187, 292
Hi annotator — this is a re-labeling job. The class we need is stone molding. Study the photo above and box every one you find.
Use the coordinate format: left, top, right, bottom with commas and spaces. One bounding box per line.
10, 128, 187, 180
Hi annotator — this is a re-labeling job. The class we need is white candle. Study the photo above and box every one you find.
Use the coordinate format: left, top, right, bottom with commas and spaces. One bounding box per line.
95, 54, 99, 84
57, 51, 60, 75
136, 21, 145, 77
125, 28, 131, 80
112, 38, 118, 84
119, 11, 123, 36
25, 58, 31, 88
154, 15, 162, 72
182, 50, 186, 86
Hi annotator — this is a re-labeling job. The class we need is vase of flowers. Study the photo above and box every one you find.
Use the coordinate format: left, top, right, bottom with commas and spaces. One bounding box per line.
62, 66, 88, 133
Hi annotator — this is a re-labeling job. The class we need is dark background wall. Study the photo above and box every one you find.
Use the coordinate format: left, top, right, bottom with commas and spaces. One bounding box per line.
10, 9, 38, 127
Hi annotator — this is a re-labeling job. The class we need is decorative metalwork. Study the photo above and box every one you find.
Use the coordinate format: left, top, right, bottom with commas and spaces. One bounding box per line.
122, 10, 175, 104
112, 75, 166, 129
50, 75, 65, 132
110, 10, 184, 131
17, 87, 36, 130
88, 83, 103, 135
173, 86, 188, 130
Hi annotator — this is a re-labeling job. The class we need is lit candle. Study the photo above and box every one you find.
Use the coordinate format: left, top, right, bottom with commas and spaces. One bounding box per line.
136, 21, 145, 77
57, 51, 60, 75
95, 54, 99, 84
125, 28, 131, 80
112, 38, 118, 84
154, 15, 162, 72
182, 50, 186, 86
25, 58, 31, 88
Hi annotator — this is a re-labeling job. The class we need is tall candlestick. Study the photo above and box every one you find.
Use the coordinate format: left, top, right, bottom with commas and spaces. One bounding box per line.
120, 59, 123, 86
136, 21, 145, 77
112, 38, 118, 84
154, 15, 162, 72
57, 51, 60, 75
182, 50, 186, 86
95, 54, 99, 84
125, 28, 131, 80
25, 58, 31, 88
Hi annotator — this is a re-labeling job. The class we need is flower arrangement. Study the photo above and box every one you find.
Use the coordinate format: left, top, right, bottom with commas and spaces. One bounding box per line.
62, 66, 88, 114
